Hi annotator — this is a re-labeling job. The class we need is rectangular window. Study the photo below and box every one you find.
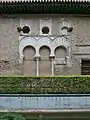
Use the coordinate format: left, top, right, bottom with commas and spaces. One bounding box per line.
81, 60, 90, 75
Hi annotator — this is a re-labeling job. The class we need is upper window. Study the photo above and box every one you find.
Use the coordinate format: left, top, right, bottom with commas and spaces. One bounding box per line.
22, 26, 30, 33
42, 26, 49, 34
40, 19, 52, 35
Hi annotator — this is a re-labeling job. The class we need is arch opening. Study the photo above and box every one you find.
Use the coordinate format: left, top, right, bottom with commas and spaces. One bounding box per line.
54, 46, 67, 58
39, 46, 51, 58
39, 46, 51, 76
54, 46, 67, 76
23, 46, 36, 76
23, 46, 36, 59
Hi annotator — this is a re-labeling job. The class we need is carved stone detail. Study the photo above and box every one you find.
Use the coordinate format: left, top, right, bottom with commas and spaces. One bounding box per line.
19, 36, 71, 63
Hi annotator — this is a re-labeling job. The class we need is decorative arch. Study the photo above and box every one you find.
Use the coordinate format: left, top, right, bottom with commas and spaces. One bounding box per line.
52, 37, 69, 48
23, 45, 36, 76
19, 37, 36, 61
54, 45, 67, 51
38, 37, 52, 48
54, 46, 67, 58
50, 37, 70, 56
39, 45, 51, 57
23, 45, 36, 59
19, 36, 71, 76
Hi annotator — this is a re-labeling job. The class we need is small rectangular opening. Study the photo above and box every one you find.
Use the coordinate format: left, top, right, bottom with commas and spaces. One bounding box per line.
81, 59, 90, 75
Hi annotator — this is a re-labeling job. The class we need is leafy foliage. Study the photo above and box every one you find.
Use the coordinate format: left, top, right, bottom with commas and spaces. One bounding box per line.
0, 76, 89, 94
0, 113, 26, 120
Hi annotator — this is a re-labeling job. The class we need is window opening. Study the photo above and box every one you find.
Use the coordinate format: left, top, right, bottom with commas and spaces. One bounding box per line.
42, 26, 49, 34
81, 60, 90, 75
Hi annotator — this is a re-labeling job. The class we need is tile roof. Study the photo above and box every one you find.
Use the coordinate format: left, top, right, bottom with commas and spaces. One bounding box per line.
0, 0, 90, 3
0, 0, 90, 14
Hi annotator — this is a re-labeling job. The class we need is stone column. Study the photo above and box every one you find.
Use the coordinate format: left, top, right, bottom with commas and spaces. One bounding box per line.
35, 56, 40, 76
50, 56, 55, 76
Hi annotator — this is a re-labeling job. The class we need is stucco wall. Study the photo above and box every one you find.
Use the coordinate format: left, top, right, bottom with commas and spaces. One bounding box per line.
0, 15, 90, 75
0, 16, 20, 75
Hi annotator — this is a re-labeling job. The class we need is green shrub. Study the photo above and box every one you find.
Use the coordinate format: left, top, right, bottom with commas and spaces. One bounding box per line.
0, 76, 89, 94
0, 113, 26, 120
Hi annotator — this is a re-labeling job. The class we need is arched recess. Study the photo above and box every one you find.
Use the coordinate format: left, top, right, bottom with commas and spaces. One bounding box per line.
19, 37, 37, 61
38, 37, 51, 50
23, 46, 36, 76
54, 46, 67, 58
39, 46, 52, 76
54, 46, 68, 75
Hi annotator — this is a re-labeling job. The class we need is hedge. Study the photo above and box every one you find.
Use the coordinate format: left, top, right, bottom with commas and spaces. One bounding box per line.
0, 76, 90, 94
0, 113, 26, 120
0, 113, 44, 120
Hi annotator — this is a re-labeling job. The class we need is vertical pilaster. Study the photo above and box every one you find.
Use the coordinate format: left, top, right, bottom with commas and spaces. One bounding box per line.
19, 56, 24, 75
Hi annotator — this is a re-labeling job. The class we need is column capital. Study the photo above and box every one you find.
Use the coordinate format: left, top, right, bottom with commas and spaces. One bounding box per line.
34, 55, 41, 60
49, 55, 55, 60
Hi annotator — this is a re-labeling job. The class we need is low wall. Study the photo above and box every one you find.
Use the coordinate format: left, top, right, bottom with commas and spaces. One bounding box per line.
0, 94, 90, 112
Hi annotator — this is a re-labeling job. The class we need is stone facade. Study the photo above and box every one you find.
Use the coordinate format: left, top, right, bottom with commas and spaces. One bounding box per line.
0, 14, 90, 75
0, 17, 20, 75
